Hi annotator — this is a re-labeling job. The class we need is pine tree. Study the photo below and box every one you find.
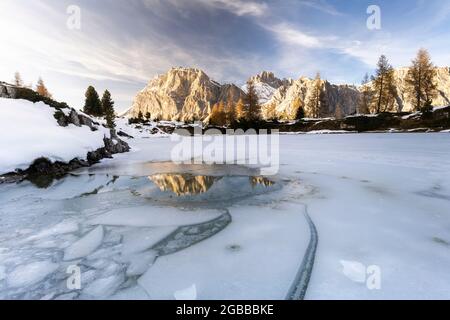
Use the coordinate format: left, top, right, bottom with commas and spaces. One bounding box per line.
101, 90, 116, 129
244, 80, 261, 122
36, 77, 52, 99
14, 72, 23, 87
145, 112, 151, 120
235, 98, 246, 121
83, 86, 102, 116
405, 48, 437, 111
371, 55, 397, 113
358, 73, 372, 114
138, 111, 143, 120
307, 73, 323, 118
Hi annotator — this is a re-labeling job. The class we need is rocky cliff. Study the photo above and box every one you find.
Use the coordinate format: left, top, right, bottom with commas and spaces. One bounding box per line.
127, 68, 244, 122
244, 71, 292, 104
262, 77, 360, 119
126, 67, 450, 122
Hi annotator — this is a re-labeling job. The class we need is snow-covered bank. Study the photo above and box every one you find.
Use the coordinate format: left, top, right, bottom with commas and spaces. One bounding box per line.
0, 98, 129, 176
0, 98, 109, 174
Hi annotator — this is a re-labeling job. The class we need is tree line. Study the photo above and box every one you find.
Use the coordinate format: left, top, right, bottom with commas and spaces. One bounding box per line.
13, 72, 53, 99
358, 49, 438, 114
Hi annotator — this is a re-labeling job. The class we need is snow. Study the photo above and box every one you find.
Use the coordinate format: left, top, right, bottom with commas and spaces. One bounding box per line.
7, 261, 59, 288
0, 98, 110, 174
63, 226, 104, 261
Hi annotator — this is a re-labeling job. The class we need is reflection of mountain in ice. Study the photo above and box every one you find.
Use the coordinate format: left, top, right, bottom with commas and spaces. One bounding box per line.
149, 174, 219, 196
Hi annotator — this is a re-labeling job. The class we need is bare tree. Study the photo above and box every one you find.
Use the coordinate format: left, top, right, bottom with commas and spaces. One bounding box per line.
14, 72, 23, 87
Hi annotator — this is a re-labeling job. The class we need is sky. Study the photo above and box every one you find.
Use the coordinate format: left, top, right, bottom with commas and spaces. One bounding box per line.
0, 0, 449, 112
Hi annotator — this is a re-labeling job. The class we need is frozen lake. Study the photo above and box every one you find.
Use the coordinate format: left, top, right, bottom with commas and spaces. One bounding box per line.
0, 133, 449, 300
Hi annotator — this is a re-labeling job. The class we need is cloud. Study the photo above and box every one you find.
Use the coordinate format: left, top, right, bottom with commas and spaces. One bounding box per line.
205, 0, 268, 16
266, 23, 324, 48
299, 0, 343, 16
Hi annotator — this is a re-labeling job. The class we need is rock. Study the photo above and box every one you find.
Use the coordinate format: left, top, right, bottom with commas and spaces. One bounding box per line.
126, 67, 244, 122
245, 71, 293, 104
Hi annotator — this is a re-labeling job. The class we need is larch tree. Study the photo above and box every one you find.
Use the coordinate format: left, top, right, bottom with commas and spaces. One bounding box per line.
83, 86, 102, 116
226, 99, 236, 125
235, 98, 246, 121
371, 55, 397, 113
405, 48, 437, 111
244, 80, 261, 122
101, 90, 116, 129
307, 73, 323, 118
358, 73, 373, 114
264, 102, 277, 121
14, 72, 23, 87
335, 103, 344, 119
36, 77, 52, 99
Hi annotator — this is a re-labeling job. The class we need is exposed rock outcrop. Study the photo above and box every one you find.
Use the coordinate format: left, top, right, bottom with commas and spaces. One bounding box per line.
244, 71, 293, 104
126, 66, 450, 122
262, 77, 360, 119
127, 68, 245, 122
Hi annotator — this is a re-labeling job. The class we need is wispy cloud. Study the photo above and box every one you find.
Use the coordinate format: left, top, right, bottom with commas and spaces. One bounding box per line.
204, 0, 268, 16
299, 0, 343, 16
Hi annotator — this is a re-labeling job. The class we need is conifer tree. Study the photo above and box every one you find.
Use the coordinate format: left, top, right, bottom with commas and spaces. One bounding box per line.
405, 49, 437, 111
36, 77, 52, 99
358, 73, 373, 114
244, 80, 261, 122
293, 97, 304, 120
235, 98, 246, 121
307, 73, 323, 118
264, 103, 277, 121
371, 55, 397, 113
101, 90, 116, 129
226, 100, 236, 126
210, 101, 226, 126
83, 86, 102, 116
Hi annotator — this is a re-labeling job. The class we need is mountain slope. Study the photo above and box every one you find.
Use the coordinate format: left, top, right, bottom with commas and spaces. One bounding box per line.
127, 68, 244, 122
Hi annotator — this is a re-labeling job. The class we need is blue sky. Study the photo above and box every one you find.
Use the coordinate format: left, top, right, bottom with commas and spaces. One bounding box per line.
1, 0, 449, 112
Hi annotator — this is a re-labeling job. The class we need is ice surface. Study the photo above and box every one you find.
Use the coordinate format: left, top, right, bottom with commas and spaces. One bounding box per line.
7, 261, 59, 288
88, 207, 222, 228
174, 284, 197, 300
82, 274, 125, 298
138, 205, 310, 300
64, 226, 104, 261
0, 132, 449, 299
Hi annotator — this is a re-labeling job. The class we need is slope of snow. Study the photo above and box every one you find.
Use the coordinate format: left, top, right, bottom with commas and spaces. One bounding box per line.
241, 82, 278, 104
0, 98, 110, 174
